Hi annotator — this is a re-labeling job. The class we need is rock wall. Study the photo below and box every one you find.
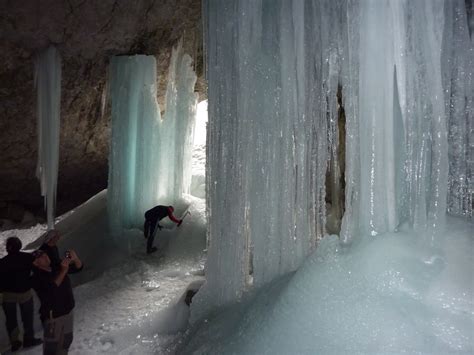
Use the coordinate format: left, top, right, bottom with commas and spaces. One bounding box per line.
0, 0, 204, 224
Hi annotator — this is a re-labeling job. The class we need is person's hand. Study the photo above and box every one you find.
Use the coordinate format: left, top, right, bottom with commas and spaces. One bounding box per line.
60, 258, 71, 271
68, 250, 79, 262
177, 220, 183, 227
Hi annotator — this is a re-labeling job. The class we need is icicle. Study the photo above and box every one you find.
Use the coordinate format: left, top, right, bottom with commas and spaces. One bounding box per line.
35, 46, 61, 230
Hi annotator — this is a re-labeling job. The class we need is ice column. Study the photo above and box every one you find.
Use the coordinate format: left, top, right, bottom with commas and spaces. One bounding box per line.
108, 56, 161, 233
194, 0, 346, 320
36, 46, 61, 230
402, 0, 448, 233
159, 42, 198, 203
340, 0, 362, 244
344, 0, 450, 239
357, 0, 406, 236
442, 0, 474, 218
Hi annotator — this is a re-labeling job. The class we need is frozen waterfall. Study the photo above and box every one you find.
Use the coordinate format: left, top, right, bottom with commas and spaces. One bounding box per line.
193, 0, 473, 323
35, 46, 61, 230
108, 48, 198, 235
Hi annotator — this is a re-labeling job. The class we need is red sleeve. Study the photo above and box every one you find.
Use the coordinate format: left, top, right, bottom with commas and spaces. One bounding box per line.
167, 208, 181, 223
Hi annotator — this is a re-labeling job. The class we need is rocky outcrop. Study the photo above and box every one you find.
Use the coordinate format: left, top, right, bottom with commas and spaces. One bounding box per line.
0, 0, 204, 222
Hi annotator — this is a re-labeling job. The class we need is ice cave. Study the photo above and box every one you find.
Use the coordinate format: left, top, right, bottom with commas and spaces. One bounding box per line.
0, 0, 472, 354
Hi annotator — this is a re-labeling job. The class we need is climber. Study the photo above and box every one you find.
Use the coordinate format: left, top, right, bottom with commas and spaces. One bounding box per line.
143, 205, 182, 254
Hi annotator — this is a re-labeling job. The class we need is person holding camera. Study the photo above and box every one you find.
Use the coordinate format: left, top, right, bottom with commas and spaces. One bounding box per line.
40, 230, 83, 274
31, 247, 82, 355
0, 237, 42, 352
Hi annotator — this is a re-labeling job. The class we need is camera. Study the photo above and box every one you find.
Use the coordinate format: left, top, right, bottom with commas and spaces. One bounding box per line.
65, 251, 71, 259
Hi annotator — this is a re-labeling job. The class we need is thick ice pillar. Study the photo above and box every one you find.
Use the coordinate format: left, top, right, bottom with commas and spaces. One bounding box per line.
403, 1, 448, 233
108, 49, 197, 234
108, 55, 161, 233
193, 0, 346, 320
357, 0, 406, 236
160, 42, 198, 203
36, 46, 61, 230
443, 0, 474, 218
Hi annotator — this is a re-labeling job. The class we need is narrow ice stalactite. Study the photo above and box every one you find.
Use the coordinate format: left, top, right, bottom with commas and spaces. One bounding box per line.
108, 55, 161, 234
35, 46, 61, 230
159, 42, 198, 203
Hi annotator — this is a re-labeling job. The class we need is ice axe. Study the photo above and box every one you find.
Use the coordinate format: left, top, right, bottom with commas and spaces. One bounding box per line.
178, 210, 191, 227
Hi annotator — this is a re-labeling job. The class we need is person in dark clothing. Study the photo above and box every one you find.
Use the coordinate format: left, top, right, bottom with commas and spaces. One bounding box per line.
143, 205, 182, 254
31, 246, 82, 355
0, 237, 42, 352
39, 230, 83, 274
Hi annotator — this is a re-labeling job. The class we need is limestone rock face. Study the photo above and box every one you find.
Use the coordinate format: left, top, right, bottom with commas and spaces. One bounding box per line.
0, 0, 204, 221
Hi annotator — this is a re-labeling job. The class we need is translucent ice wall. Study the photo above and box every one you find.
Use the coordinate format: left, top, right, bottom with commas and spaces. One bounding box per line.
159, 42, 198, 203
35, 46, 61, 230
108, 55, 161, 233
195, 0, 472, 320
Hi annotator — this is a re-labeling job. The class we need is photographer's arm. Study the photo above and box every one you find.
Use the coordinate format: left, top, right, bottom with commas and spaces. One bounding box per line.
68, 250, 83, 272
54, 259, 70, 286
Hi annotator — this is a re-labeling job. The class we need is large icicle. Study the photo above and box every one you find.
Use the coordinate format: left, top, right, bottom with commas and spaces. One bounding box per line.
108, 55, 161, 234
36, 46, 61, 230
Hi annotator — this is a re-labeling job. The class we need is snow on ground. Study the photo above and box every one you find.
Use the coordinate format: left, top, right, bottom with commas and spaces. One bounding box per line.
0, 192, 207, 354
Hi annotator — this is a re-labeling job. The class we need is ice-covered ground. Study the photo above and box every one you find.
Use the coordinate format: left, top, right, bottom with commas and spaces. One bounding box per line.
183, 216, 473, 354
1, 189, 472, 354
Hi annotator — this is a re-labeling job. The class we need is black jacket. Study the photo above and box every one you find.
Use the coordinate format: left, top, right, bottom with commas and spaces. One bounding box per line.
145, 205, 180, 224
0, 252, 34, 293
31, 268, 75, 321
145, 205, 170, 222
